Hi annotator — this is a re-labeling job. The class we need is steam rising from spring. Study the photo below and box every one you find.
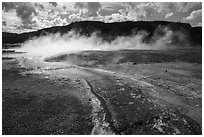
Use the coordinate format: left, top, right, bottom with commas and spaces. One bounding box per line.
17, 27, 188, 59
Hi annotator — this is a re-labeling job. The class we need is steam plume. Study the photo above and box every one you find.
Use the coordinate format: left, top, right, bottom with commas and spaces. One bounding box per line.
16, 27, 188, 59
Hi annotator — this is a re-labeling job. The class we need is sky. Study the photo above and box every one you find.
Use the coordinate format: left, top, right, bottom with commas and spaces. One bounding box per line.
2, 2, 202, 33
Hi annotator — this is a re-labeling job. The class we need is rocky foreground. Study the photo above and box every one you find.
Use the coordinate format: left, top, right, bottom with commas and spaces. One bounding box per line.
2, 48, 202, 135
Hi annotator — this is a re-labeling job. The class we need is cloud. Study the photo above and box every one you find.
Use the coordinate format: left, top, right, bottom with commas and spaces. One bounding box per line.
185, 9, 202, 20
49, 2, 57, 7
2, 9, 22, 32
68, 2, 102, 21
99, 8, 120, 16
51, 16, 68, 26
2, 2, 202, 33
155, 2, 201, 13
196, 22, 202, 26
56, 2, 75, 11
120, 3, 159, 21
154, 2, 182, 13
16, 3, 37, 26
2, 2, 73, 32
74, 2, 102, 17
101, 2, 124, 11
180, 2, 201, 12
165, 12, 173, 18
139, 3, 158, 18
2, 2, 20, 12
2, 2, 38, 26
98, 13, 126, 22
69, 13, 81, 20
32, 9, 68, 29
2, 20, 6, 26
34, 3, 45, 10
157, 3, 184, 13
87, 2, 102, 17
119, 2, 201, 21
74, 2, 86, 9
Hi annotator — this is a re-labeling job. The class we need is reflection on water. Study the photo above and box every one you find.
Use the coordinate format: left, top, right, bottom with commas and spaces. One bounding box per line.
3, 51, 71, 70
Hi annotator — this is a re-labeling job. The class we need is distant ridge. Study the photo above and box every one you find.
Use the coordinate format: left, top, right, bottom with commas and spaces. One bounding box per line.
2, 21, 202, 46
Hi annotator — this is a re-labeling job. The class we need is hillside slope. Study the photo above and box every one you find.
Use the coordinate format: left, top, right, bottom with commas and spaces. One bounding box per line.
2, 21, 202, 46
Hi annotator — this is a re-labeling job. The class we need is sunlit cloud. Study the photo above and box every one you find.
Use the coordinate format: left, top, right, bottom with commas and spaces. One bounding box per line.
185, 9, 202, 20
2, 2, 202, 33
165, 12, 174, 18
